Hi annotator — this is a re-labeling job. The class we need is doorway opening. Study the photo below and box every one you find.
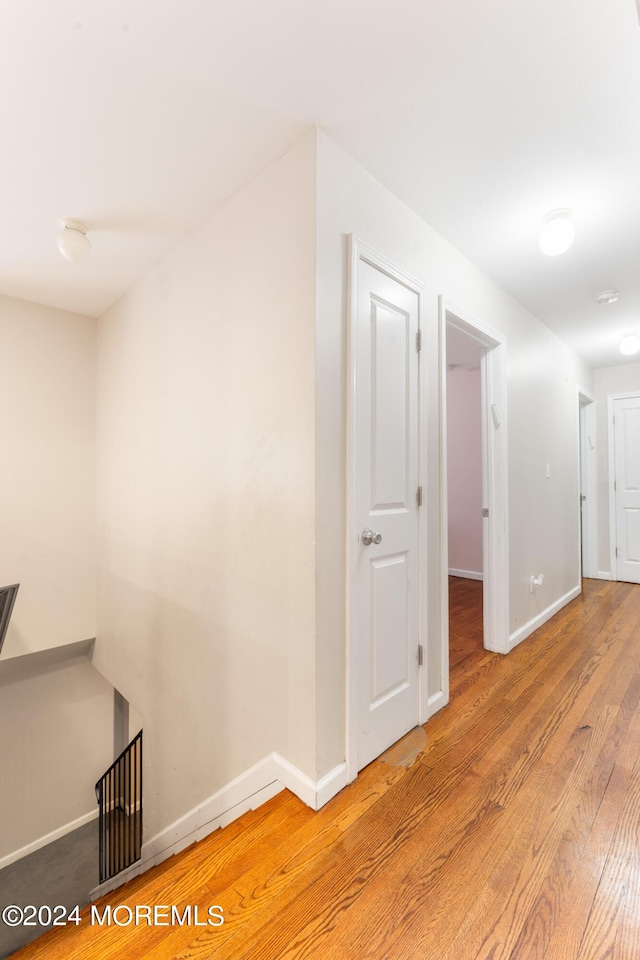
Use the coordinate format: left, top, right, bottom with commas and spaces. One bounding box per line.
607, 392, 640, 583
439, 298, 509, 706
446, 327, 485, 675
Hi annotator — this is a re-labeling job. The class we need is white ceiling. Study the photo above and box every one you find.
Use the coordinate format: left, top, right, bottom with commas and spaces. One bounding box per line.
3, 0, 640, 370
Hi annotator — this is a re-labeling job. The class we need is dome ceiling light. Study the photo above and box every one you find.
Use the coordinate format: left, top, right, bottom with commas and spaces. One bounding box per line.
538, 209, 575, 256
595, 290, 619, 305
56, 219, 91, 262
619, 334, 640, 357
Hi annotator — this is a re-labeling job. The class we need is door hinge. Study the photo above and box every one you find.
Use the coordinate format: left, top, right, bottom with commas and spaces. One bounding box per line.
416, 329, 422, 352
416, 485, 423, 507
616, 547, 618, 557
482, 507, 489, 518
418, 644, 424, 666
614, 480, 617, 491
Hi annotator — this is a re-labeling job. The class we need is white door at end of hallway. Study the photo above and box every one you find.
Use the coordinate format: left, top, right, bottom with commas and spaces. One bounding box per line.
614, 394, 640, 584
353, 256, 421, 772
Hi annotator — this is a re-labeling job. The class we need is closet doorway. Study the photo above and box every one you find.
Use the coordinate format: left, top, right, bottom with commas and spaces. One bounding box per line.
439, 298, 509, 704
446, 326, 484, 671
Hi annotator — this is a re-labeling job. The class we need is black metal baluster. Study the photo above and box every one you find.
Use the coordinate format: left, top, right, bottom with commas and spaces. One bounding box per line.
96, 729, 143, 884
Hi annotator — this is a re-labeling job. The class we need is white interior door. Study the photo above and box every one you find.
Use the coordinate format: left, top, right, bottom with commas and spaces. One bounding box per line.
351, 250, 421, 773
614, 395, 640, 583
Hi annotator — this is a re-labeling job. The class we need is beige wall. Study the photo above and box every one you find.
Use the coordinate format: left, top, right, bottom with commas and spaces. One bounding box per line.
0, 295, 96, 659
0, 654, 113, 863
93, 133, 317, 838
315, 131, 593, 741
593, 362, 640, 574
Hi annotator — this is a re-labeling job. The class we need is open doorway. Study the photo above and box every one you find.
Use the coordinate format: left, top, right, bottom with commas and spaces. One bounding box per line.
607, 393, 640, 583
439, 297, 509, 704
446, 328, 484, 672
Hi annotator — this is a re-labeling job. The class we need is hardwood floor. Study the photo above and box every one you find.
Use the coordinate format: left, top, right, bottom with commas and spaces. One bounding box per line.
13, 578, 640, 959
448, 573, 484, 677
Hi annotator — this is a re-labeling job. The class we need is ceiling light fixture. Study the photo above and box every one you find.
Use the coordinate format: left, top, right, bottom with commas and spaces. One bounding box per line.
56, 219, 91, 262
595, 290, 619, 305
620, 334, 640, 356
538, 208, 575, 256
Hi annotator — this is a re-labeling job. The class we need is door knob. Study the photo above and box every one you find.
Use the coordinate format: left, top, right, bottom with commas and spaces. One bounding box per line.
362, 528, 382, 546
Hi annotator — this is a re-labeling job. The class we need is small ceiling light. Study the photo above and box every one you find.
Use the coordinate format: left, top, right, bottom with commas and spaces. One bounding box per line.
595, 290, 619, 304
538, 208, 575, 256
56, 218, 91, 262
620, 334, 640, 356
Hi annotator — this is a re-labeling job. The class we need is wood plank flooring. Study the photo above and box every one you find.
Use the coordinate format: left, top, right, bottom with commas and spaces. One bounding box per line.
12, 578, 640, 960
449, 573, 483, 677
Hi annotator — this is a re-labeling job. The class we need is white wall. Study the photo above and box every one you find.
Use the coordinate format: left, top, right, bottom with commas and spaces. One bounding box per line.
593, 362, 640, 575
447, 368, 483, 577
315, 131, 593, 722
93, 133, 317, 839
0, 295, 96, 659
0, 654, 113, 864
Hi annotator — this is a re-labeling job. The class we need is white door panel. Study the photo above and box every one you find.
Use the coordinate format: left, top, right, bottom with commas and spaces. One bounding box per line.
353, 255, 421, 772
371, 298, 411, 508
621, 510, 640, 563
614, 395, 640, 583
370, 553, 409, 706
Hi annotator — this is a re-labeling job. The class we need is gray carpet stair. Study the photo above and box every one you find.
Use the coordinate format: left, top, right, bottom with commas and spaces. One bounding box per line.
0, 820, 97, 958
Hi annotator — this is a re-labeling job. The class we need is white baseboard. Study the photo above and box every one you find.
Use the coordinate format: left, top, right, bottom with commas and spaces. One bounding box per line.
90, 753, 348, 900
597, 571, 613, 581
448, 568, 483, 581
274, 753, 348, 811
315, 762, 349, 809
0, 808, 98, 871
508, 584, 581, 652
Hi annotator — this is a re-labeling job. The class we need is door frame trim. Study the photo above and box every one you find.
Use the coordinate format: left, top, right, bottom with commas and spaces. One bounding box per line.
439, 297, 509, 668
607, 391, 640, 580
578, 388, 596, 579
346, 236, 426, 783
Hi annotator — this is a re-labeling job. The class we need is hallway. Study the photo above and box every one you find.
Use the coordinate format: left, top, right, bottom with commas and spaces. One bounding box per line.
14, 578, 640, 960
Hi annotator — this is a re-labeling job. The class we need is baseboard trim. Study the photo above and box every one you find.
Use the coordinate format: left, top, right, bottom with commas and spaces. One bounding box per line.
0, 808, 98, 871
273, 754, 348, 811
448, 568, 483, 581
597, 571, 613, 581
508, 585, 581, 652
90, 754, 348, 900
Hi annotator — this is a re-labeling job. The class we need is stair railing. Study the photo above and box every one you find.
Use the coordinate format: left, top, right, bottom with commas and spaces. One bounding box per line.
0, 583, 19, 655
95, 729, 143, 883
